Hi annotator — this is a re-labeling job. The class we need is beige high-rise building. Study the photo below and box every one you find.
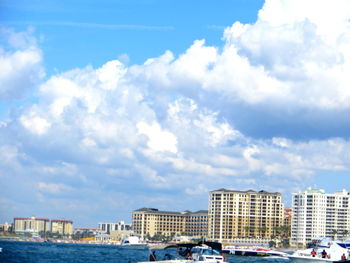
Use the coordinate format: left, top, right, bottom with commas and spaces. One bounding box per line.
132, 208, 208, 239
208, 189, 284, 242
51, 219, 73, 235
14, 216, 50, 233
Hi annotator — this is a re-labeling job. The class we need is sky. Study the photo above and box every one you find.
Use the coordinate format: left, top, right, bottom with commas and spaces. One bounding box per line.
1, 0, 350, 227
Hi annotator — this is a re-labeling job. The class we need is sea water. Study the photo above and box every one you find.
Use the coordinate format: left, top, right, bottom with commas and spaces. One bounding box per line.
0, 241, 290, 263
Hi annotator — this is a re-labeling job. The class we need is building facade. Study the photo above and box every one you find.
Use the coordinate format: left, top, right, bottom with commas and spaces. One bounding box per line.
184, 210, 208, 237
132, 208, 208, 239
14, 217, 50, 233
73, 227, 100, 236
291, 188, 350, 247
51, 219, 73, 235
284, 208, 293, 227
98, 221, 132, 234
0, 222, 12, 232
208, 189, 284, 242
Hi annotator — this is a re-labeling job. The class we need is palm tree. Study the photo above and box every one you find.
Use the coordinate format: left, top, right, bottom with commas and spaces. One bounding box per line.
342, 230, 349, 240
332, 229, 338, 240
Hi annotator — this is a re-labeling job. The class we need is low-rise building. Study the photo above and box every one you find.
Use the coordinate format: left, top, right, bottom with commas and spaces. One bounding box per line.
98, 221, 131, 234
74, 227, 100, 236
132, 208, 208, 239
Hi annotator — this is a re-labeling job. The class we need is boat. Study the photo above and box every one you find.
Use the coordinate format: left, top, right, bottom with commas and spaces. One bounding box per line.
288, 240, 350, 263
222, 246, 288, 257
138, 242, 228, 263
190, 245, 228, 262
117, 236, 149, 250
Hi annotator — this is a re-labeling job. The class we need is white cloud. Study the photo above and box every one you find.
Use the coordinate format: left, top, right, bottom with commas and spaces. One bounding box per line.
20, 108, 51, 135
220, 0, 350, 109
185, 184, 208, 195
137, 121, 178, 154
4, 0, 350, 224
0, 27, 44, 100
37, 182, 72, 194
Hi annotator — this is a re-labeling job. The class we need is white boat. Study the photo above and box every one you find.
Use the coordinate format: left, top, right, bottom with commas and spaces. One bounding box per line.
138, 244, 228, 263
118, 236, 149, 250
190, 245, 228, 262
288, 241, 350, 263
222, 246, 288, 257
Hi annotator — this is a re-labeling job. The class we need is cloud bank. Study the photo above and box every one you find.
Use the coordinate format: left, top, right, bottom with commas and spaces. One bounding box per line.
2, 0, 350, 225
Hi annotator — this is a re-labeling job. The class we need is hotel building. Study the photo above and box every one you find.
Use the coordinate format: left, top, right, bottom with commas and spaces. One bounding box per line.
132, 208, 208, 239
14, 216, 50, 233
184, 210, 208, 237
51, 219, 73, 235
291, 188, 350, 247
208, 189, 284, 242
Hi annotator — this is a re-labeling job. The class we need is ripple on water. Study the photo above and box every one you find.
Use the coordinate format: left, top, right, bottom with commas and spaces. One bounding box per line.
0, 241, 291, 263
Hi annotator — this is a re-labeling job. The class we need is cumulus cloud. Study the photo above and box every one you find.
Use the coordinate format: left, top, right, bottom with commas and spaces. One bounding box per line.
137, 121, 178, 154
221, 0, 350, 109
3, 0, 350, 224
0, 27, 44, 100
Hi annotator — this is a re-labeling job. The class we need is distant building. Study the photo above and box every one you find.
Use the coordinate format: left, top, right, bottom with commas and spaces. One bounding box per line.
51, 219, 73, 235
132, 208, 208, 239
73, 227, 100, 236
291, 188, 350, 247
14, 217, 50, 234
208, 189, 284, 242
0, 222, 12, 232
98, 221, 131, 234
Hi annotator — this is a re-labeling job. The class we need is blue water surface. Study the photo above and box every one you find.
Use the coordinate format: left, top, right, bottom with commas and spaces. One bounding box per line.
0, 241, 291, 263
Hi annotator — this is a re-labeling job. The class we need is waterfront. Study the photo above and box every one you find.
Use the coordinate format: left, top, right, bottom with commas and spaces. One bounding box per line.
0, 241, 290, 263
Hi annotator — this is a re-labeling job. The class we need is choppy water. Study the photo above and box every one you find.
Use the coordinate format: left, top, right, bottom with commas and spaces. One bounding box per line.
0, 241, 291, 263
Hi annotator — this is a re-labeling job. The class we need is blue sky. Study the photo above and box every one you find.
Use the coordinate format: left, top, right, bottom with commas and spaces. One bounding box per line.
1, 0, 350, 227
1, 0, 263, 71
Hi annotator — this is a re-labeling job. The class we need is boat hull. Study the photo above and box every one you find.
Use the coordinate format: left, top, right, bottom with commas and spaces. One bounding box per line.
288, 255, 350, 263
222, 249, 287, 257
117, 244, 149, 250
138, 260, 228, 263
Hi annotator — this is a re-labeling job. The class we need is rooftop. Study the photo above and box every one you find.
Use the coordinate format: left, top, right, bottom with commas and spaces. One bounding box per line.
210, 188, 281, 195
133, 208, 208, 216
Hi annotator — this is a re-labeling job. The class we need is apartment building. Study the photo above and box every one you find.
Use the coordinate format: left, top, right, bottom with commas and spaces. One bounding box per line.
208, 189, 284, 242
14, 216, 50, 233
291, 188, 350, 247
132, 208, 208, 239
51, 219, 73, 235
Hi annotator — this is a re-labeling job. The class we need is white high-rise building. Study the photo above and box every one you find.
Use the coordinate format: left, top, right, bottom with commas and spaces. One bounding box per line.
291, 188, 350, 247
